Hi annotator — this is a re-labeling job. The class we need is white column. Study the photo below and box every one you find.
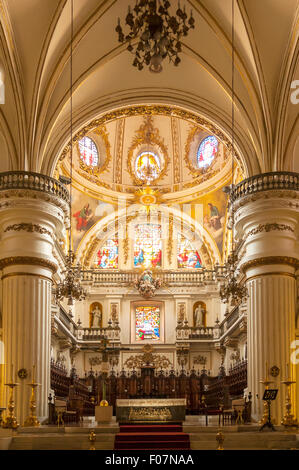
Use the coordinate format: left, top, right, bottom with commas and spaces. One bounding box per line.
246, 269, 296, 423
235, 189, 299, 424
0, 180, 68, 425
2, 271, 52, 423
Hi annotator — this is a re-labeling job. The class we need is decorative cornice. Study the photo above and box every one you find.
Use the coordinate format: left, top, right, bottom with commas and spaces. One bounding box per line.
0, 256, 57, 273
4, 223, 52, 237
241, 256, 299, 273
247, 223, 294, 237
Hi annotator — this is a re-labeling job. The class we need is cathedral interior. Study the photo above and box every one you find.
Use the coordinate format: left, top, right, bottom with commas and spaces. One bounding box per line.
0, 0, 298, 452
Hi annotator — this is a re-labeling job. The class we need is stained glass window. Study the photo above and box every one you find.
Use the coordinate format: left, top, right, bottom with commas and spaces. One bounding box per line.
79, 136, 99, 167
96, 238, 118, 269
134, 151, 161, 183
134, 224, 162, 268
197, 136, 218, 168
135, 306, 160, 341
177, 234, 202, 269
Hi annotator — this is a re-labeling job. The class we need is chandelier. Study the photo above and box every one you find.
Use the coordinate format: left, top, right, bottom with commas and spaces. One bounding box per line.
219, 253, 247, 306
55, 251, 86, 306
55, 0, 86, 307
219, 0, 247, 306
115, 0, 195, 73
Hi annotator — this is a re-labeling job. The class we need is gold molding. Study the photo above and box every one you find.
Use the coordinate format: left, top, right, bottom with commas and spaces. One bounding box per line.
4, 223, 52, 237
126, 115, 169, 185
0, 256, 57, 273
246, 272, 296, 283
247, 223, 294, 237
59, 105, 244, 171
242, 256, 299, 273
184, 125, 219, 178
77, 125, 112, 177
2, 272, 53, 282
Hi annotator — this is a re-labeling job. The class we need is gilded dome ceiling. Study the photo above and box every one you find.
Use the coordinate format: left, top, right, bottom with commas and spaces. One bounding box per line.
57, 105, 239, 203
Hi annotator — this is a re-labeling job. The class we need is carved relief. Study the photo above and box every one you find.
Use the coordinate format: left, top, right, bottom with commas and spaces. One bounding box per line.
247, 223, 294, 237
4, 223, 52, 237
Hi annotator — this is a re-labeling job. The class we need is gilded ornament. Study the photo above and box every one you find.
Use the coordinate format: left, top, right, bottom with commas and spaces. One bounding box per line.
4, 223, 52, 237
127, 115, 169, 185
0, 256, 57, 272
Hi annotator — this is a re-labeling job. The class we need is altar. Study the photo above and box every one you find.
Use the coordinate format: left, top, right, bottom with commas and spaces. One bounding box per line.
116, 398, 186, 423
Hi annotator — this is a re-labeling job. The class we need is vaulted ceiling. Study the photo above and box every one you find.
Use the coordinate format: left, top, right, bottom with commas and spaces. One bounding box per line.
0, 0, 298, 176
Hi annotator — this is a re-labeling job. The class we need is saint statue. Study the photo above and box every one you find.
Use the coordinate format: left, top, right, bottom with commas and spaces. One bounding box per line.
89, 305, 102, 328
194, 305, 206, 327
93, 306, 102, 328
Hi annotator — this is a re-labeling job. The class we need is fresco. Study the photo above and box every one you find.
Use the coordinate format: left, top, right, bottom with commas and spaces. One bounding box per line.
192, 185, 229, 257
71, 187, 115, 251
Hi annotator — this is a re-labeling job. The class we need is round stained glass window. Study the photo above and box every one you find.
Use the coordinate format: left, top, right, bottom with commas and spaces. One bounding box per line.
78, 137, 99, 167
134, 151, 161, 183
197, 136, 218, 168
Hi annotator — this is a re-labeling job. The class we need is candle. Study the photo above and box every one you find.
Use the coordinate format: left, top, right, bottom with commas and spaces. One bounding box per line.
32, 365, 36, 383
265, 361, 268, 379
286, 363, 289, 380
11, 364, 14, 383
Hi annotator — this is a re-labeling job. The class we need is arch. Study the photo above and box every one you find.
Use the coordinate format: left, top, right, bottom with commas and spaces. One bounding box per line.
75, 203, 221, 269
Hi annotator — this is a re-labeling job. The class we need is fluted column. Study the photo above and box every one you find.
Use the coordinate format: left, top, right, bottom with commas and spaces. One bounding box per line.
246, 269, 296, 422
2, 273, 52, 422
0, 172, 69, 424
234, 173, 299, 424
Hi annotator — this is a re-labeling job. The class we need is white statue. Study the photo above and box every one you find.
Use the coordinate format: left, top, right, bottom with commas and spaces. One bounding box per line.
93, 306, 102, 328
194, 305, 205, 327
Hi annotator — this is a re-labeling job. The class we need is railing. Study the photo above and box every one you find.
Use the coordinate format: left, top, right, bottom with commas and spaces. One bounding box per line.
176, 325, 214, 340
226, 306, 240, 329
0, 171, 70, 203
231, 171, 299, 202
81, 268, 227, 286
79, 326, 120, 342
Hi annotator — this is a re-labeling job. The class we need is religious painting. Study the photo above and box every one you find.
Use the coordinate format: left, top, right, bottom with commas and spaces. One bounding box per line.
71, 187, 115, 251
135, 306, 160, 341
177, 234, 202, 268
193, 185, 229, 257
134, 224, 162, 268
73, 203, 93, 232
96, 238, 118, 269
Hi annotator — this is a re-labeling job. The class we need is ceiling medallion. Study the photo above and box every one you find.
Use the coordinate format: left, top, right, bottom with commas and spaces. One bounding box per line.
127, 115, 169, 185
116, 0, 195, 73
133, 187, 162, 211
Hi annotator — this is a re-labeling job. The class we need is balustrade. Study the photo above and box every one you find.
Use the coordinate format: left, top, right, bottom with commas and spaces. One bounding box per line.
231, 171, 299, 202
0, 171, 70, 203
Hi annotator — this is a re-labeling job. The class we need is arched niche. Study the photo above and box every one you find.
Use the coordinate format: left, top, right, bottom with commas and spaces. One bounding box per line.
89, 302, 102, 328
193, 301, 207, 328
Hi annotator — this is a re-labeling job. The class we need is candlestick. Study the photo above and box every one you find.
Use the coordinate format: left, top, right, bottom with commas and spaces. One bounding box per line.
2, 380, 19, 429
23, 380, 40, 427
281, 378, 298, 429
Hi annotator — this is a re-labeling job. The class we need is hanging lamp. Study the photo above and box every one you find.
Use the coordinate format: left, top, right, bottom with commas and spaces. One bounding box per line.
55, 0, 86, 307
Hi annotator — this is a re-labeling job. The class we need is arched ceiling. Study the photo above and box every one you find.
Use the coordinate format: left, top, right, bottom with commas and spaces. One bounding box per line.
0, 0, 298, 176
57, 105, 237, 202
